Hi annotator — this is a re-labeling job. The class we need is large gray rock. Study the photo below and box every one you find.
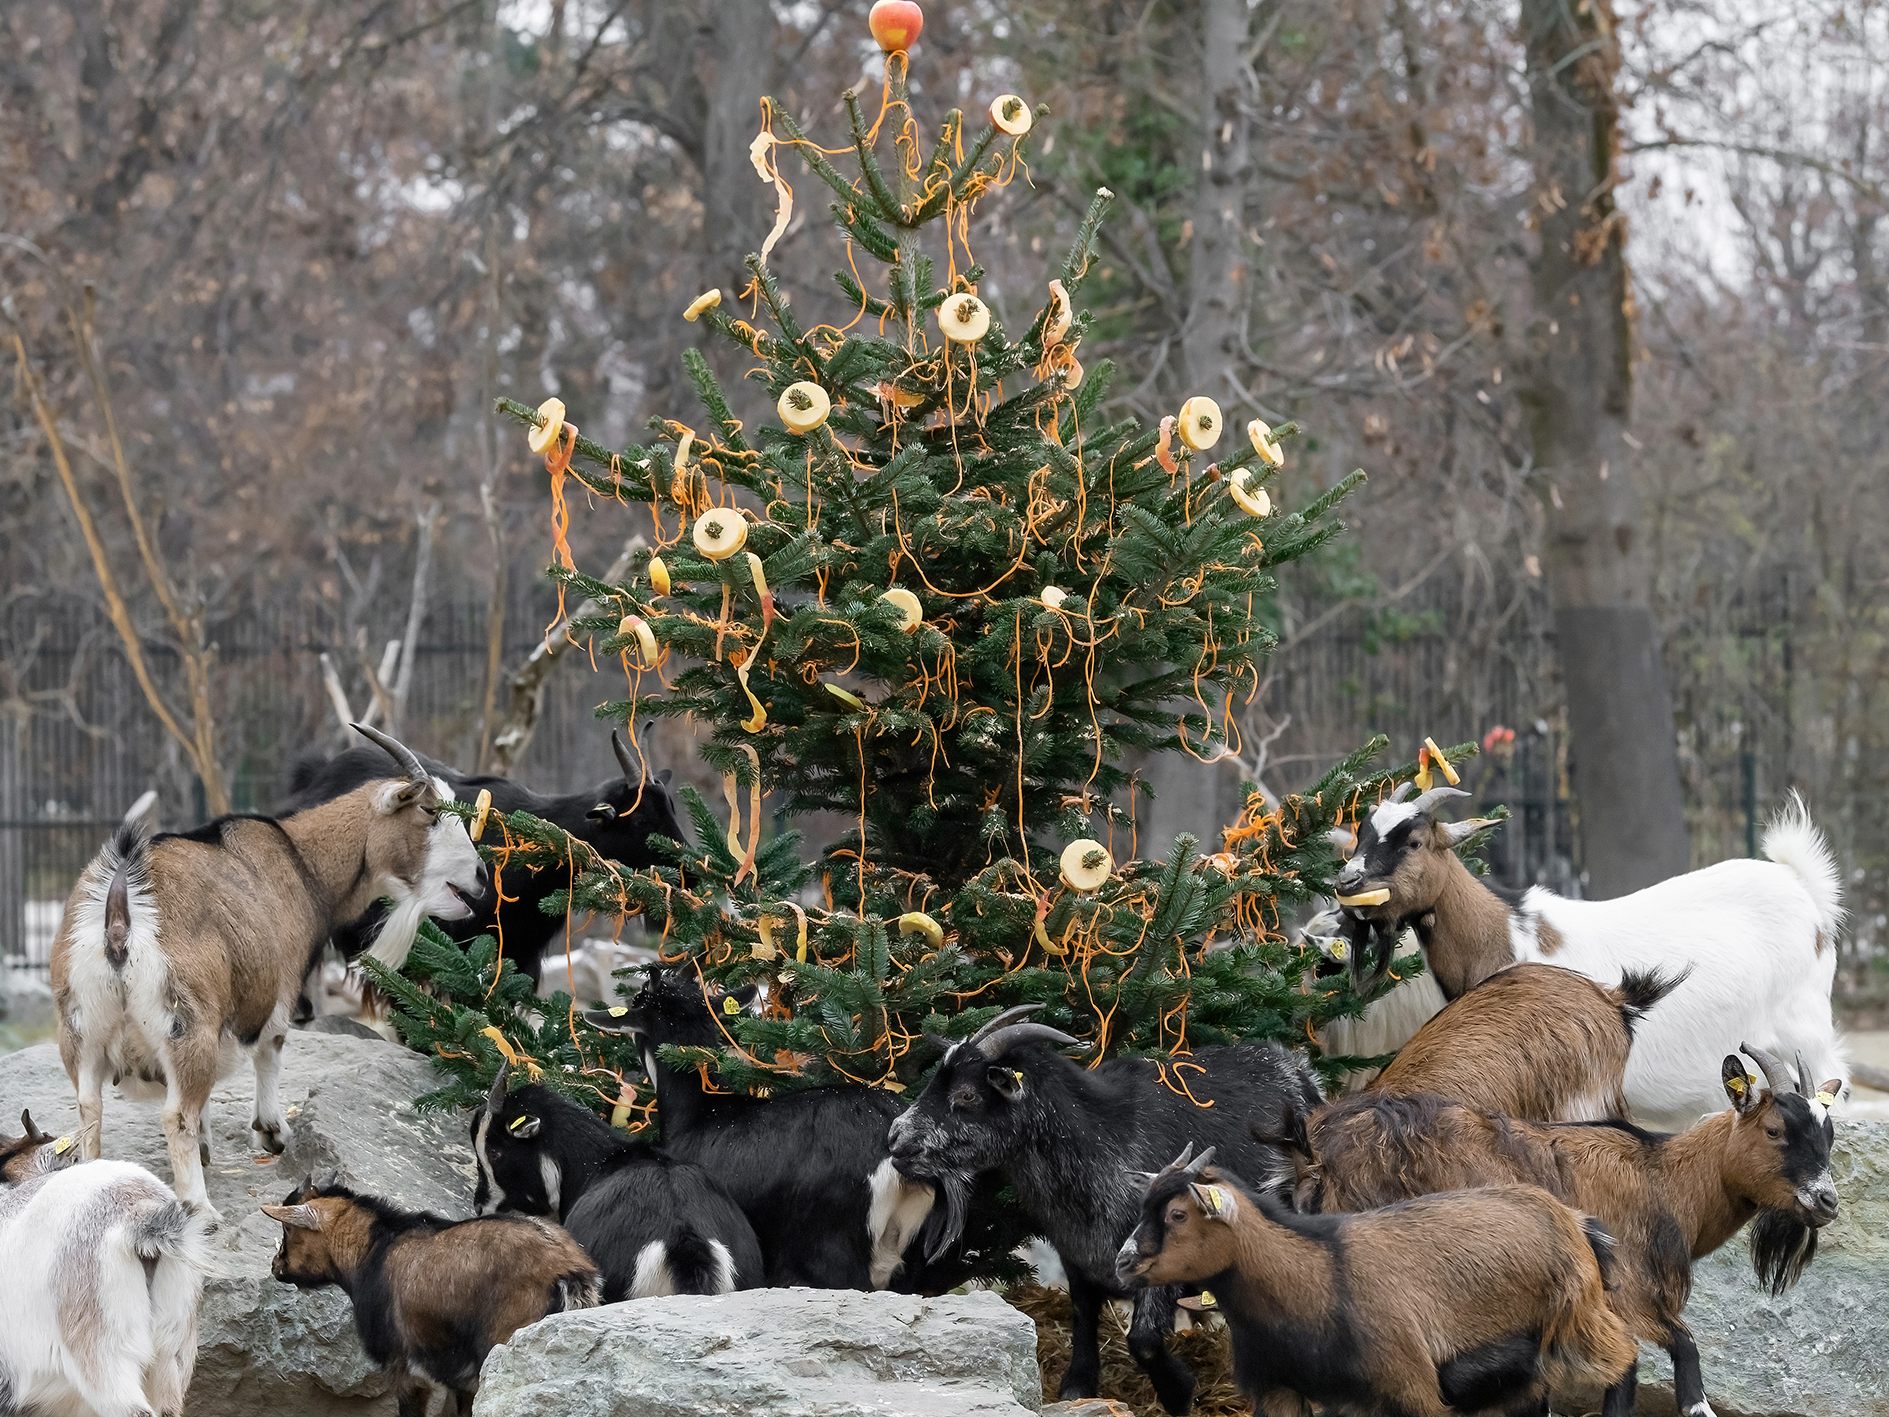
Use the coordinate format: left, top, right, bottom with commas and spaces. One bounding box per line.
0, 1031, 475, 1417
1631, 1119, 1889, 1416
474, 1289, 1042, 1417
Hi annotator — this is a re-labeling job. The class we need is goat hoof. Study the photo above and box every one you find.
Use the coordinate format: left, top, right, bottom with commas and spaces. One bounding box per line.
1056, 1373, 1101, 1402
253, 1121, 288, 1155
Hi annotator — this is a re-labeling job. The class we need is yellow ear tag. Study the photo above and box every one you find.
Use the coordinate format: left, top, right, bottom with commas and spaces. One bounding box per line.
1748, 1073, 1761, 1088
1815, 1090, 1837, 1107
722, 995, 742, 1017
1328, 939, 1349, 962
52, 1136, 74, 1155
1010, 1069, 1024, 1087
1197, 1289, 1217, 1309
1197, 1184, 1229, 1217
507, 1115, 531, 1134
608, 1006, 629, 1018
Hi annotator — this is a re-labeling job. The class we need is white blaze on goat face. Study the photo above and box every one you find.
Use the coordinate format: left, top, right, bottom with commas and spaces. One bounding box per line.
472, 1110, 506, 1215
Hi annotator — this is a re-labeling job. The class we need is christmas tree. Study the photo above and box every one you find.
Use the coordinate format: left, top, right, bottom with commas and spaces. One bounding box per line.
377, 7, 1449, 1178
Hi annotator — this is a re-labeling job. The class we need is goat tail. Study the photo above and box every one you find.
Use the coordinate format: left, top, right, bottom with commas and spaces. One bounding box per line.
1762, 790, 1846, 941
547, 1267, 603, 1315
97, 821, 153, 971
1611, 963, 1693, 1037
1539, 1217, 1637, 1393
664, 1230, 740, 1295
130, 1196, 214, 1271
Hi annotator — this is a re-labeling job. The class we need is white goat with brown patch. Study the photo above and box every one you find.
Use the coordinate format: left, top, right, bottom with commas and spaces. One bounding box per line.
1332, 785, 1846, 1129
51, 725, 484, 1215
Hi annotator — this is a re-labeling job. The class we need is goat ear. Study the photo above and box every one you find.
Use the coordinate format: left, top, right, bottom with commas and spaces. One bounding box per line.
587, 802, 618, 822
582, 1004, 639, 1035
1722, 1055, 1761, 1115
987, 1064, 1026, 1101
506, 1114, 541, 1140
1438, 816, 1500, 848
261, 1203, 322, 1231
656, 769, 674, 786
375, 778, 433, 814
1189, 1182, 1239, 1223
1816, 1080, 1843, 1107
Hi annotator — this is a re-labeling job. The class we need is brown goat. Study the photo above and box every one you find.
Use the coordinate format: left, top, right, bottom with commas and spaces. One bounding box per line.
51, 725, 484, 1215
1116, 1146, 1636, 1417
1369, 962, 1683, 1122
0, 1109, 78, 1184
264, 1179, 600, 1417
1275, 1044, 1841, 1417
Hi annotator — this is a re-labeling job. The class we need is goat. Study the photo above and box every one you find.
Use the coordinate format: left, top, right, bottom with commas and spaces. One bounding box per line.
1370, 961, 1685, 1122
470, 1064, 764, 1301
1117, 1145, 1637, 1417
0, 1108, 79, 1184
51, 725, 484, 1212
263, 1177, 601, 1417
0, 1158, 212, 1417
1300, 908, 1447, 1090
1272, 1043, 1840, 1417
283, 729, 683, 982
1332, 784, 1846, 1127
887, 1006, 1323, 1415
582, 966, 937, 1292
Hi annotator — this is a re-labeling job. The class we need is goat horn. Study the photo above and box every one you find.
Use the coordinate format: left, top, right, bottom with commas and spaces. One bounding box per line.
487, 1062, 511, 1112
20, 1108, 46, 1142
1162, 1142, 1196, 1173
1741, 1041, 1797, 1096
1184, 1145, 1217, 1177
611, 729, 637, 782
963, 1004, 1043, 1048
1409, 785, 1470, 818
1390, 780, 1418, 803
976, 1021, 1091, 1060
351, 723, 428, 784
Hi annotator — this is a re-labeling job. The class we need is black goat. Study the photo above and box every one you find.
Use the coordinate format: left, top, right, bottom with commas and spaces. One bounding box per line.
886, 1006, 1324, 1415
263, 1178, 600, 1417
471, 1064, 764, 1301
282, 729, 684, 984
583, 967, 937, 1291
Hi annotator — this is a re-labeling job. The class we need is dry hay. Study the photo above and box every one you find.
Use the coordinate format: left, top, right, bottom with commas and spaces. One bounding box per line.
1003, 1283, 1248, 1417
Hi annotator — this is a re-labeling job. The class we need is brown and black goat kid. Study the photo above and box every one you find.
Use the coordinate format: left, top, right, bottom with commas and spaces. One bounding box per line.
52, 725, 484, 1214
263, 1179, 600, 1417
0, 1110, 78, 1184
1274, 1043, 1840, 1417
1117, 1146, 1637, 1417
1369, 962, 1684, 1122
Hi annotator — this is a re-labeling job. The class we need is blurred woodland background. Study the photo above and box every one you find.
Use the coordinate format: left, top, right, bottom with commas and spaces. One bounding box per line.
3, 0, 1887, 1010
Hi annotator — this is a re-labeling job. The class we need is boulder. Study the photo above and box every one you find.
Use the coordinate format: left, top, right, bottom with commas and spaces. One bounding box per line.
1631, 1119, 1889, 1417
473, 1288, 1042, 1417
0, 1031, 475, 1417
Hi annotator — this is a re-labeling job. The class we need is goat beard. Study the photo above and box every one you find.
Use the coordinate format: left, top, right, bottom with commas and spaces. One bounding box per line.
918, 1168, 974, 1264
1750, 1207, 1818, 1297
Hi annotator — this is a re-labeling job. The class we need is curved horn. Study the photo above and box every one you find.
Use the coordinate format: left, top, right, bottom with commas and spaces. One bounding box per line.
976, 1021, 1090, 1060
1409, 785, 1470, 818
1741, 1041, 1797, 1096
351, 723, 428, 783
1184, 1145, 1217, 1177
964, 1004, 1043, 1048
19, 1108, 46, 1143
486, 1062, 511, 1113
1390, 780, 1418, 803
1161, 1142, 1197, 1174
611, 729, 637, 782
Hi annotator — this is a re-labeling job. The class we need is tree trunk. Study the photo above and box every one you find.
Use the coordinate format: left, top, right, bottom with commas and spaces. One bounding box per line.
701, 1, 775, 291
1519, 0, 1688, 895
1137, 0, 1254, 861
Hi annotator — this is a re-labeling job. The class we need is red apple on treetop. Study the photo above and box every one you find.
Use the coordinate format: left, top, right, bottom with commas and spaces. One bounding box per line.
870, 0, 924, 53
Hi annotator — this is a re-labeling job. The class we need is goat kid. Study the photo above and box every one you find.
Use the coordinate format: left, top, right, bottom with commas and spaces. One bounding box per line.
1274, 1044, 1840, 1417
52, 725, 484, 1212
1117, 1146, 1636, 1417
1370, 961, 1686, 1122
583, 967, 936, 1292
472, 1064, 764, 1300
264, 1178, 600, 1417
888, 1007, 1323, 1415
1333, 784, 1845, 1127
283, 730, 682, 981
0, 1108, 80, 1184
0, 1158, 212, 1417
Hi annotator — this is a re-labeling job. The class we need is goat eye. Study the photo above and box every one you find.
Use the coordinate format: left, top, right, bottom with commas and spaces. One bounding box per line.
1765, 1125, 1782, 1140
1168, 1206, 1188, 1225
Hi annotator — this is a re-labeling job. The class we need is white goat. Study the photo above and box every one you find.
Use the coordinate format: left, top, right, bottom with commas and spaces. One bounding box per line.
0, 1158, 211, 1417
1331, 786, 1846, 1129
51, 724, 484, 1214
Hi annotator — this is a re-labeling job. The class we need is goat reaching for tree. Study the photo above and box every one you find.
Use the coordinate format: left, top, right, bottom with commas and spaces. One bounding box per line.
0, 1157, 213, 1417
888, 1006, 1323, 1415
1271, 1043, 1841, 1417
1117, 1145, 1637, 1417
263, 1177, 601, 1417
51, 724, 485, 1213
471, 1064, 765, 1301
1332, 784, 1845, 1127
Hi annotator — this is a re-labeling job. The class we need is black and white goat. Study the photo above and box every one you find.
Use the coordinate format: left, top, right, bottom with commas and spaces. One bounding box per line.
1332, 785, 1846, 1128
471, 1064, 764, 1300
283, 729, 683, 982
583, 967, 936, 1291
52, 725, 484, 1212
1, 1156, 212, 1417
263, 1177, 600, 1417
887, 1006, 1323, 1414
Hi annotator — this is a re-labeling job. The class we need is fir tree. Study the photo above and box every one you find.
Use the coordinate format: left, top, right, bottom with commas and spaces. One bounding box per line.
382, 17, 1462, 1183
